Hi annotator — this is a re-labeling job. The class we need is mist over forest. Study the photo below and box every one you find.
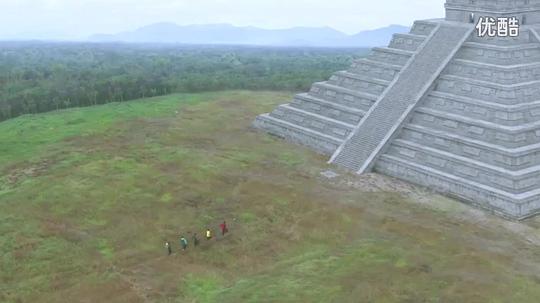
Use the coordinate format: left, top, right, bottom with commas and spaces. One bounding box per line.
0, 42, 369, 122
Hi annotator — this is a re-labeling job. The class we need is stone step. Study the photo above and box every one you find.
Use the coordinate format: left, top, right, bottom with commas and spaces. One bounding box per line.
424, 91, 540, 126
411, 107, 540, 148
456, 42, 540, 65
308, 82, 378, 112
269, 104, 355, 140
463, 41, 540, 50
410, 20, 438, 36
349, 58, 403, 81
468, 28, 532, 45
368, 47, 413, 67
327, 71, 390, 95
331, 23, 474, 173
388, 33, 426, 52
253, 114, 343, 155
291, 93, 366, 125
375, 154, 540, 220
400, 124, 540, 171
429, 91, 540, 111
416, 105, 540, 134
444, 59, 540, 84
386, 139, 540, 193
435, 74, 540, 105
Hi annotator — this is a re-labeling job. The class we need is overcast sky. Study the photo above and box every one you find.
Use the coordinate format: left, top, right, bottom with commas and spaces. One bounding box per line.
1, 0, 446, 40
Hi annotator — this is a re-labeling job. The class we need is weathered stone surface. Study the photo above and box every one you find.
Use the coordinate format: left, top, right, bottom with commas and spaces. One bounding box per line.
254, 0, 540, 219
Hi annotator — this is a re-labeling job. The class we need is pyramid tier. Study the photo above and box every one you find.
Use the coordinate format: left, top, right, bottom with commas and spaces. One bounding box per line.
305, 84, 377, 113
326, 71, 390, 95
382, 138, 540, 194
455, 43, 540, 65
269, 104, 356, 140
467, 30, 533, 46
348, 58, 403, 81
410, 106, 540, 148
367, 47, 413, 66
410, 21, 439, 36
253, 114, 343, 155
388, 33, 427, 52
399, 124, 540, 171
423, 91, 540, 126
435, 75, 540, 105
375, 154, 540, 219
444, 59, 540, 84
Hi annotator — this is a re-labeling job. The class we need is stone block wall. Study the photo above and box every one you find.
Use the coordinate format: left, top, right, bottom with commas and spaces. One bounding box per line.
368, 47, 412, 66
423, 92, 540, 126
411, 108, 540, 148
435, 75, 540, 104
270, 105, 354, 140
445, 60, 540, 84
389, 34, 426, 52
327, 72, 389, 95
253, 115, 341, 155
307, 84, 377, 113
385, 140, 540, 194
376, 155, 540, 220
399, 125, 540, 171
349, 59, 401, 81
455, 43, 540, 65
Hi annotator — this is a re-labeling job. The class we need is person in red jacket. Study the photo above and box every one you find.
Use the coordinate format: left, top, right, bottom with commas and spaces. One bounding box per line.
219, 221, 228, 236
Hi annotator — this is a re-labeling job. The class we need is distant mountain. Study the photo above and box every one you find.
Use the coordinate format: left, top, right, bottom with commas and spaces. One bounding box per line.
346, 25, 411, 47
89, 23, 410, 47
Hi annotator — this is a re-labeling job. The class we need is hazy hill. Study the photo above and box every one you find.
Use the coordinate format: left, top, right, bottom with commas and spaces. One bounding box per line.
89, 23, 409, 47
347, 25, 410, 47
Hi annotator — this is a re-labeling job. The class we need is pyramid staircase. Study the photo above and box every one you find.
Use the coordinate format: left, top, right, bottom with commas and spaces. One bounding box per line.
253, 20, 440, 155
254, 1, 540, 219
330, 23, 474, 173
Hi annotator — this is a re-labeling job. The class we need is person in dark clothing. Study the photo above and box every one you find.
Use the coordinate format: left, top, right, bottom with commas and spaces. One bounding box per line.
192, 233, 200, 247
180, 236, 188, 251
220, 221, 228, 236
165, 241, 172, 255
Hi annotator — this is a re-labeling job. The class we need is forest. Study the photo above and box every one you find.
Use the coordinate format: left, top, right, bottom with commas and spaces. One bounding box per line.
0, 41, 368, 122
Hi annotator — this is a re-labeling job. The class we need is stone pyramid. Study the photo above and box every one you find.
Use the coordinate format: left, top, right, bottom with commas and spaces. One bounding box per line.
254, 0, 540, 220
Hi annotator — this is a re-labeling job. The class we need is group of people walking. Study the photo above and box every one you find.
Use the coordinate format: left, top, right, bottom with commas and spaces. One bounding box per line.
165, 221, 229, 255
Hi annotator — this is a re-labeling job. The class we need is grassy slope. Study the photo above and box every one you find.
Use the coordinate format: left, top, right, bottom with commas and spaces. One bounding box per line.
1, 91, 539, 303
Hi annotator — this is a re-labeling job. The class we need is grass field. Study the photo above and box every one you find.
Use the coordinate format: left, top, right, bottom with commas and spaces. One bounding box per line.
1, 91, 540, 302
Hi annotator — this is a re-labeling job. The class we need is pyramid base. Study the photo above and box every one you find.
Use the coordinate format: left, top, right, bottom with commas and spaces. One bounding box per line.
376, 156, 540, 221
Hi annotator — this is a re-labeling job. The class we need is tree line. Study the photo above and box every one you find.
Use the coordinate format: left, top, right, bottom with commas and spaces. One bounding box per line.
0, 41, 368, 122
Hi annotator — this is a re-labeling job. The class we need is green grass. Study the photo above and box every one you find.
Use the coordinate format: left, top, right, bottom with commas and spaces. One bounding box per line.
182, 237, 540, 303
0, 93, 208, 168
182, 274, 224, 303
1, 90, 539, 303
